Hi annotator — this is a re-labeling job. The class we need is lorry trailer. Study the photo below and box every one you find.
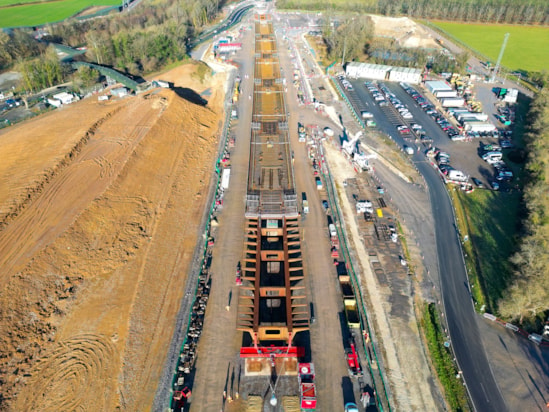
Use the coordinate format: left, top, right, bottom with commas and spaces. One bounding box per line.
440, 97, 465, 107
457, 112, 488, 123
464, 121, 496, 132
435, 90, 458, 98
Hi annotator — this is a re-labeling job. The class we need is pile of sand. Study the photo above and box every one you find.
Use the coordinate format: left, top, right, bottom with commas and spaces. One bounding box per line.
0, 64, 225, 411
369, 15, 440, 49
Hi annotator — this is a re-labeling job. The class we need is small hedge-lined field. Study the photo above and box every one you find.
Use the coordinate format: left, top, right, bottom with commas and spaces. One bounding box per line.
0, 0, 120, 28
433, 21, 549, 72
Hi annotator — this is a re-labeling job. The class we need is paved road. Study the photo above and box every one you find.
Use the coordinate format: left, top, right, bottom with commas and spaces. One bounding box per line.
190, 2, 254, 51
415, 157, 508, 412
342, 79, 508, 411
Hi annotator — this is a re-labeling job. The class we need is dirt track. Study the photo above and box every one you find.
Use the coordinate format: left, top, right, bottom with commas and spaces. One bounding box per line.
0, 64, 225, 411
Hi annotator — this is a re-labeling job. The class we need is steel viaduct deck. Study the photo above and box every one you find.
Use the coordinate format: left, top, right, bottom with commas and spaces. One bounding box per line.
237, 14, 309, 355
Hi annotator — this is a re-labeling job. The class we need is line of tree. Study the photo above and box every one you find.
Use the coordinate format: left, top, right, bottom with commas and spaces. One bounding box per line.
322, 15, 374, 63
17, 45, 67, 93
366, 38, 469, 73
48, 0, 221, 74
498, 88, 549, 325
277, 0, 549, 25
0, 30, 43, 70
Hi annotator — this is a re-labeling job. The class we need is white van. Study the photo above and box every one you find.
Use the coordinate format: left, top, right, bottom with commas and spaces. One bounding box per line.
328, 223, 337, 238
482, 151, 503, 164
447, 169, 467, 182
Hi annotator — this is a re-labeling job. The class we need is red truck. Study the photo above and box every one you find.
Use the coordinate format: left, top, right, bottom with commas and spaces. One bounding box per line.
298, 363, 317, 410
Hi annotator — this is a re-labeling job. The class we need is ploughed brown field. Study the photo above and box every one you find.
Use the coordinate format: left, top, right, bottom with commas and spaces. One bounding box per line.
0, 63, 225, 411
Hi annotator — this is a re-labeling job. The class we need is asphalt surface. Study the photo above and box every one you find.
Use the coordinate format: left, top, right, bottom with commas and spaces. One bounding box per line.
416, 156, 508, 412
190, 3, 254, 49
342, 79, 508, 411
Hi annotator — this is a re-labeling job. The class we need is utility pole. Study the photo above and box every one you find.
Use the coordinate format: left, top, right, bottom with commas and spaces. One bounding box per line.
490, 33, 510, 83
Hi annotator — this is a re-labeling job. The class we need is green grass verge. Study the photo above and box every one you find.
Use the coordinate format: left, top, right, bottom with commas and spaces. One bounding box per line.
422, 302, 470, 411
0, 0, 120, 28
450, 188, 520, 313
0, 0, 45, 7
432, 21, 549, 73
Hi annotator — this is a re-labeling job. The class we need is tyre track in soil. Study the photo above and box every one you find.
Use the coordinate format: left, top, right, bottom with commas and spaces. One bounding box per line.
0, 98, 161, 290
0, 106, 122, 229
118, 91, 223, 410
13, 334, 118, 411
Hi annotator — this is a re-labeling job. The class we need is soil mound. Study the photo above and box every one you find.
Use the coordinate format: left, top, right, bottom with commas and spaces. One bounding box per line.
0, 67, 225, 411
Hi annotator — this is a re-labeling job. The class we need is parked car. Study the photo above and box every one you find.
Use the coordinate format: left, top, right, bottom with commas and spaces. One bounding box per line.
500, 140, 514, 148
472, 177, 484, 188
344, 403, 359, 412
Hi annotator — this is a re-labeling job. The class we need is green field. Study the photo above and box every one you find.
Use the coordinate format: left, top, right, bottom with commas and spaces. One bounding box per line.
433, 21, 549, 72
0, 0, 45, 6
0, 0, 121, 28
452, 189, 521, 312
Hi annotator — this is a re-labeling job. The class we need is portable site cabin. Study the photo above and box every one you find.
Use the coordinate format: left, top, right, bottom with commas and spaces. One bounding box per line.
425, 80, 453, 95
345, 62, 391, 81
388, 67, 422, 84
111, 87, 129, 97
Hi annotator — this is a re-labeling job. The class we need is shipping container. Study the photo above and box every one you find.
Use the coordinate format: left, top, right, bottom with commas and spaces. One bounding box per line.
457, 112, 488, 123
464, 122, 496, 132
435, 90, 458, 98
221, 168, 231, 189
441, 97, 465, 107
